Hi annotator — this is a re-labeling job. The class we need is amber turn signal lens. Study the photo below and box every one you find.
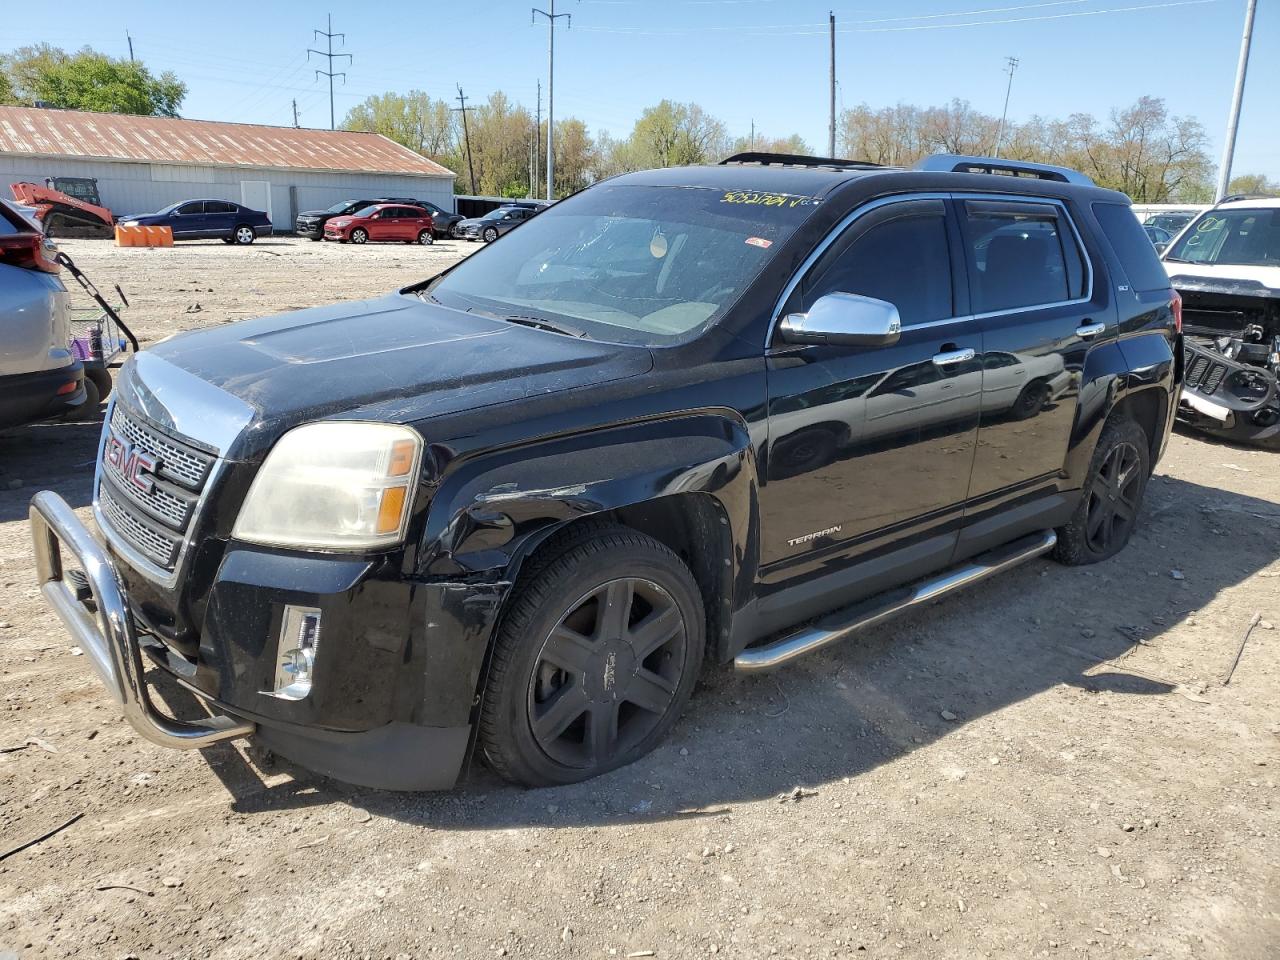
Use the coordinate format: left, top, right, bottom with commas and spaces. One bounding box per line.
388, 439, 416, 477
376, 485, 408, 535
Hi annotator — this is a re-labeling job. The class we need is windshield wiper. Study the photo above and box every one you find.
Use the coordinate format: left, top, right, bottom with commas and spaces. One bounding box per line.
501, 315, 587, 338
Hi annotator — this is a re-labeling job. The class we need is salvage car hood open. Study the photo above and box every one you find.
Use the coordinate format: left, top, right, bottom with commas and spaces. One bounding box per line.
144, 293, 653, 454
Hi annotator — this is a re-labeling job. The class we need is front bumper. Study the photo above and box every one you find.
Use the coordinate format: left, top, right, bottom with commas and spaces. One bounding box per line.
1176, 339, 1280, 448
294, 219, 324, 238
29, 490, 493, 789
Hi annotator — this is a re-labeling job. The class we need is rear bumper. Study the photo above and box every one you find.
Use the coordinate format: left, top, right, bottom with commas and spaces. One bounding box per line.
0, 362, 85, 429
29, 491, 481, 789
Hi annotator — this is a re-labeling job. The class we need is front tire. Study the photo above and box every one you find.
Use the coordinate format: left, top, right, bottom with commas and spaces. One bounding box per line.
480, 527, 705, 787
483, 227, 499, 243
232, 225, 256, 245
351, 228, 368, 244
1054, 416, 1151, 565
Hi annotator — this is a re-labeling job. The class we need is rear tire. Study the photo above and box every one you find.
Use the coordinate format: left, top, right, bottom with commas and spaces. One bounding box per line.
1054, 416, 1150, 565
417, 229, 434, 245
232, 225, 256, 245
479, 527, 705, 787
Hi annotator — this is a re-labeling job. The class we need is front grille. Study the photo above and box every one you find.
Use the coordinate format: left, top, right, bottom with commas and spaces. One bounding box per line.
1185, 349, 1228, 396
97, 405, 217, 573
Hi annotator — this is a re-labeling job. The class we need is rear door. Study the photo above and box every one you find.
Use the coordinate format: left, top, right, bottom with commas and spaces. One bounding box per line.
204, 200, 237, 237
959, 197, 1103, 510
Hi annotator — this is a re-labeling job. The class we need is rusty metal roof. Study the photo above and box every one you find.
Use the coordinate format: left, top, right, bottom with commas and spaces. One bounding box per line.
0, 106, 453, 178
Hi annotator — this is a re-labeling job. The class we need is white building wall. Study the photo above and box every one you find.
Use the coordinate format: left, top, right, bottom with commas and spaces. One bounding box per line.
0, 155, 455, 229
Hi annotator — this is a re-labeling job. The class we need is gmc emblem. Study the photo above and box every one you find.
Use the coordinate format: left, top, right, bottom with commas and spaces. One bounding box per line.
104, 433, 159, 495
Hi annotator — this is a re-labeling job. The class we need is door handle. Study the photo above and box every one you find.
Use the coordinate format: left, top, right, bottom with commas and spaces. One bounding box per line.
932, 347, 976, 367
1076, 321, 1106, 339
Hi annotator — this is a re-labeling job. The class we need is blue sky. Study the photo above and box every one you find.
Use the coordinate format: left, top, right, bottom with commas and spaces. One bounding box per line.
4, 0, 1276, 179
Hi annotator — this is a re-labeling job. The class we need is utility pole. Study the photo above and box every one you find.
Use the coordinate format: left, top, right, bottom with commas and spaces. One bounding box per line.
750, 119, 755, 151
994, 56, 1019, 158
534, 80, 541, 198
453, 86, 478, 196
1215, 0, 1258, 202
532, 1, 572, 201
126, 30, 135, 63
828, 12, 836, 157
292, 99, 300, 128
308, 13, 351, 131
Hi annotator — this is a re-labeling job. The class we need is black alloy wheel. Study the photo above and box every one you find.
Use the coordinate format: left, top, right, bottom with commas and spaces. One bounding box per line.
1054, 416, 1150, 565
528, 577, 687, 770
1083, 440, 1142, 555
480, 526, 705, 787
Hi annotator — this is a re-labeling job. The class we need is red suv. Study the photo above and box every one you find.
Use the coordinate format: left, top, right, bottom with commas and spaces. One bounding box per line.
323, 203, 435, 245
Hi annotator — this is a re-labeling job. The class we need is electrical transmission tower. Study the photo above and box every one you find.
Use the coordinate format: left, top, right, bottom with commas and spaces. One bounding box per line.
308, 13, 351, 130
994, 56, 1019, 158
532, 1, 572, 201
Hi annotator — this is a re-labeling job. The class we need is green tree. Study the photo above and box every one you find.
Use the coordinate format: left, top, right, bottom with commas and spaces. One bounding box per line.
2, 44, 185, 116
1227, 173, 1280, 196
629, 100, 728, 168
729, 132, 810, 156
341, 90, 455, 166
0, 68, 15, 105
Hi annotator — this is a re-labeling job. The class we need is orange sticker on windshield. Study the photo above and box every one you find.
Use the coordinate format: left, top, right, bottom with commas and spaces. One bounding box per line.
745, 237, 772, 248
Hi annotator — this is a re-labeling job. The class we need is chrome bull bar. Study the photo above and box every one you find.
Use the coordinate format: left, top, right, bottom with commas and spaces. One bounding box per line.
29, 490, 254, 749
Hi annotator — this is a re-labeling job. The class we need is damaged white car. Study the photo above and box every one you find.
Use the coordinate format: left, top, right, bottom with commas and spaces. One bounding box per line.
1163, 197, 1280, 449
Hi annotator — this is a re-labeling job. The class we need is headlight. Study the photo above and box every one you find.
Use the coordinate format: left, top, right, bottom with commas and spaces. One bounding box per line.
232, 422, 423, 550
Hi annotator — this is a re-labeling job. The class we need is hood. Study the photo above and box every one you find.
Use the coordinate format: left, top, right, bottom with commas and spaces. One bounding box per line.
1163, 260, 1280, 296
146, 293, 653, 458
459, 218, 486, 228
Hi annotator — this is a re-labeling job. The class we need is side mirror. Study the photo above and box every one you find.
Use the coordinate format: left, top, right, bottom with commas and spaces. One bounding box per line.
778, 292, 902, 348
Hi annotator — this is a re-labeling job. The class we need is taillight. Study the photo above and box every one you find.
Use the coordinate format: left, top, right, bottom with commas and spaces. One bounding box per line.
1170, 290, 1183, 334
0, 232, 61, 273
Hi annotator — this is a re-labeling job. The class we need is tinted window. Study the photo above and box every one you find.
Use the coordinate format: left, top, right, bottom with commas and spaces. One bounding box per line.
963, 200, 1085, 312
177, 202, 205, 215
803, 202, 954, 326
1093, 202, 1173, 292
206, 201, 236, 214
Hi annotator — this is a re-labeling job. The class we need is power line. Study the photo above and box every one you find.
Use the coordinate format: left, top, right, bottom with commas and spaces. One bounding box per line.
994, 55, 1019, 158
533, 1, 573, 201
453, 85, 478, 195
308, 12, 351, 130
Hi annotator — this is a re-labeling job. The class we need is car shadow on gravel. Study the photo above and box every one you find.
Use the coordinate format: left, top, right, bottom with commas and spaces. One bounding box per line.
0, 412, 105, 522
138, 473, 1280, 828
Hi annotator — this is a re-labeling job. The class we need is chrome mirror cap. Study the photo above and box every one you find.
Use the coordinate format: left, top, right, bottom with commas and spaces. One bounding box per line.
778, 292, 903, 348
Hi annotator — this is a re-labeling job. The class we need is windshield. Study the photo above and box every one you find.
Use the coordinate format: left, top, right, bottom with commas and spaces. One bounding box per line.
328, 200, 360, 213
481, 208, 515, 220
427, 183, 822, 345
1165, 208, 1280, 266
350, 205, 379, 218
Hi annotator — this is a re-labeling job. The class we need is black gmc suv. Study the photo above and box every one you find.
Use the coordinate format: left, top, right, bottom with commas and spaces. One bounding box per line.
30, 154, 1182, 791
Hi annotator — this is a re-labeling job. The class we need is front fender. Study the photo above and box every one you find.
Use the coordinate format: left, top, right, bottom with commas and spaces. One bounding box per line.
417, 410, 757, 590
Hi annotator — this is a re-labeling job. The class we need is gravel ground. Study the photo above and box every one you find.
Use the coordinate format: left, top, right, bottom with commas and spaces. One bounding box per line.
1, 237, 1277, 960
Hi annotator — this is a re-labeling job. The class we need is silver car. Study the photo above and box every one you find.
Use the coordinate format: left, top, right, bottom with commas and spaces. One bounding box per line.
0, 199, 87, 429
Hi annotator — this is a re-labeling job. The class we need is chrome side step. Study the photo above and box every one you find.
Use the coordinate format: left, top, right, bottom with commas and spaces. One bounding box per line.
734, 529, 1057, 673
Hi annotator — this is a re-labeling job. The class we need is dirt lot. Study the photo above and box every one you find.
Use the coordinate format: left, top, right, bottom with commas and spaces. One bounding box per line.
1, 237, 1277, 960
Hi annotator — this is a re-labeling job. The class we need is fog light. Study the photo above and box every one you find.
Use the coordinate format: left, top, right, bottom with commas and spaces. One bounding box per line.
268, 605, 322, 700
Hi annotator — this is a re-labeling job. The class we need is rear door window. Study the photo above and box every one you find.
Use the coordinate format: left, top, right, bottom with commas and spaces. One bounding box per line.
1092, 202, 1173, 292
961, 200, 1086, 313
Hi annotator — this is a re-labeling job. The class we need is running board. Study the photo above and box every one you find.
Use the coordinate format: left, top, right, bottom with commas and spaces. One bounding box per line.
734, 529, 1057, 673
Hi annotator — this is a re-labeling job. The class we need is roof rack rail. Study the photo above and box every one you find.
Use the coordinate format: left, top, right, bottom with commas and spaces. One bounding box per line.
1218, 193, 1277, 204
719, 152, 882, 170
914, 154, 1094, 186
